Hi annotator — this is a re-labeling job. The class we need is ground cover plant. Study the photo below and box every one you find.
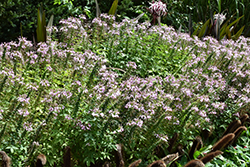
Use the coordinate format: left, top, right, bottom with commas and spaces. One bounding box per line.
1, 11, 250, 166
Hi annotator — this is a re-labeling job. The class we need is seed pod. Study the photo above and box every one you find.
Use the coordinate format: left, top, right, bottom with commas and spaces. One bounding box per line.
63, 146, 71, 167
240, 114, 249, 125
188, 136, 203, 159
231, 126, 247, 145
199, 150, 223, 164
128, 159, 142, 167
147, 160, 166, 167
36, 154, 46, 167
183, 159, 205, 167
222, 120, 241, 137
0, 151, 11, 167
201, 128, 213, 142
115, 144, 125, 167
212, 133, 235, 151
161, 152, 179, 165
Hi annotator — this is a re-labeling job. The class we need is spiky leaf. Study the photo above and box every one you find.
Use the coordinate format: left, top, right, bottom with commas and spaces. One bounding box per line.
220, 23, 227, 39
227, 15, 244, 30
232, 25, 245, 40
198, 19, 211, 38
36, 5, 46, 42
225, 26, 231, 39
47, 15, 54, 38
108, 0, 118, 15
192, 24, 202, 37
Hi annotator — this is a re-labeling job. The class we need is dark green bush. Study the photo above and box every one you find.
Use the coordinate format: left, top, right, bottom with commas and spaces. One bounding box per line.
0, 0, 84, 43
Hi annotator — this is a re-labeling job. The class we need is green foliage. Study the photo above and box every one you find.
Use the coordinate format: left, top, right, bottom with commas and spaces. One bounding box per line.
54, 0, 74, 8
36, 5, 47, 43
0, 0, 84, 42
1, 11, 250, 166
192, 14, 245, 40
108, 0, 118, 15
167, 0, 250, 36
207, 130, 250, 166
103, 32, 182, 77
2, 0, 250, 43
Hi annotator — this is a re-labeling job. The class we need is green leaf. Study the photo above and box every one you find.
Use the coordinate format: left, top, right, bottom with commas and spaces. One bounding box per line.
198, 19, 211, 38
0, 123, 7, 141
108, 0, 118, 15
232, 25, 245, 40
227, 15, 244, 30
133, 13, 145, 22
216, 0, 221, 13
47, 15, 54, 38
193, 150, 201, 159
36, 5, 46, 42
54, 0, 61, 5
219, 23, 227, 39
225, 26, 231, 39
192, 24, 202, 36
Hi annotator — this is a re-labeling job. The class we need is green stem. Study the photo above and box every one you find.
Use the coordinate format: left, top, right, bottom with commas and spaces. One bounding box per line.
0, 76, 7, 93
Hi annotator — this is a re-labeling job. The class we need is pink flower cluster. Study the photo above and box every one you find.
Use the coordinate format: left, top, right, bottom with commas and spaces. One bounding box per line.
148, 0, 168, 17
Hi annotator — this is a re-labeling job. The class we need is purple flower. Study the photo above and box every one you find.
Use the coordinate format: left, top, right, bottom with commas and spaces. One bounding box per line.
163, 105, 172, 112
33, 141, 40, 146
211, 102, 226, 110
198, 110, 207, 117
46, 66, 53, 71
18, 109, 29, 117
165, 115, 172, 120
17, 94, 30, 104
23, 122, 33, 131
126, 61, 137, 69
40, 79, 50, 87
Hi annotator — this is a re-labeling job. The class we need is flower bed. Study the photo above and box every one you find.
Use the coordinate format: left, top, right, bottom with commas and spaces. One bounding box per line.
0, 13, 250, 166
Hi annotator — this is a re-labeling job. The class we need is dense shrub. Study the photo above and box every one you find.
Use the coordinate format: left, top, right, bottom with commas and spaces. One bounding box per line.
1, 13, 250, 166
0, 0, 83, 43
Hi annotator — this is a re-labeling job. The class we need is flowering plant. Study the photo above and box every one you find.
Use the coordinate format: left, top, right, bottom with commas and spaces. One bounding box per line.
213, 13, 227, 26
146, 0, 168, 25
1, 12, 250, 166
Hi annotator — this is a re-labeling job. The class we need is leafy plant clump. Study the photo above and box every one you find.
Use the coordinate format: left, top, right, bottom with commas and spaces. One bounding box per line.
1, 13, 250, 166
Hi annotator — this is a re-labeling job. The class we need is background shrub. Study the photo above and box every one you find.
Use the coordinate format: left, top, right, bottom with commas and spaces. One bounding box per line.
2, 0, 250, 43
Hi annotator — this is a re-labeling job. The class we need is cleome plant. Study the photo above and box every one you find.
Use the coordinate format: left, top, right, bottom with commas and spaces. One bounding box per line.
0, 11, 250, 166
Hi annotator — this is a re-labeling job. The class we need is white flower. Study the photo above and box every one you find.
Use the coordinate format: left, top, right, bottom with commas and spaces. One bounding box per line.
214, 13, 226, 25
148, 0, 167, 17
